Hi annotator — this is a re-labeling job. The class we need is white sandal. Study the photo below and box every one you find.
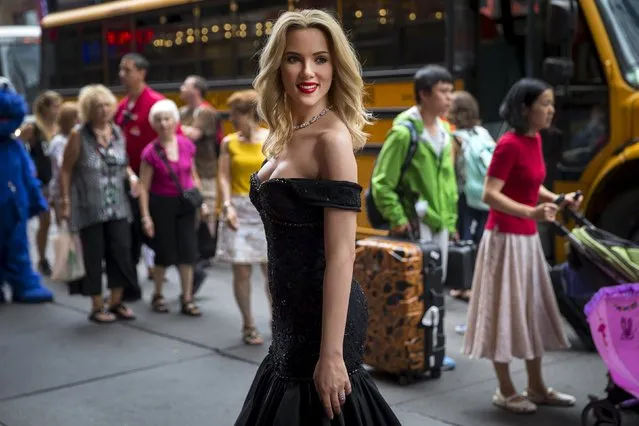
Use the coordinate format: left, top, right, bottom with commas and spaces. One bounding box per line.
492, 389, 537, 414
523, 387, 576, 407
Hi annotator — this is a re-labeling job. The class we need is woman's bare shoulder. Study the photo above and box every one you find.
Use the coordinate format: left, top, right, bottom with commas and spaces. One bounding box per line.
315, 125, 356, 182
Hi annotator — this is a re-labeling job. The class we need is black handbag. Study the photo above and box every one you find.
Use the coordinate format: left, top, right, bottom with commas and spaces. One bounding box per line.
154, 143, 204, 215
197, 220, 218, 259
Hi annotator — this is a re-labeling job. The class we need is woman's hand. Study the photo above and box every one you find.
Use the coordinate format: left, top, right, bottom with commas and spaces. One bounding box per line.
390, 222, 411, 238
142, 216, 155, 238
225, 205, 239, 230
129, 175, 141, 198
59, 199, 71, 220
200, 203, 211, 220
529, 203, 559, 222
313, 353, 352, 420
562, 191, 583, 210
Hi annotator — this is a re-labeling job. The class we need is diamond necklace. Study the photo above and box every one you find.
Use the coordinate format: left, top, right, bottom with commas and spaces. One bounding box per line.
293, 106, 333, 131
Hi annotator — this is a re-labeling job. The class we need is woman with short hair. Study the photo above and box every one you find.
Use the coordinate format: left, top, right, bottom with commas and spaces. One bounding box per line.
216, 89, 270, 345
138, 99, 206, 317
59, 84, 138, 323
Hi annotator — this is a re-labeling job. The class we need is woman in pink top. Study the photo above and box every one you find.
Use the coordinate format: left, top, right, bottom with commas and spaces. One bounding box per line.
139, 99, 208, 317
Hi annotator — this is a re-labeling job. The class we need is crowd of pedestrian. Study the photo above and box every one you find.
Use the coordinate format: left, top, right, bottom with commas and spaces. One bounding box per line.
6, 14, 582, 416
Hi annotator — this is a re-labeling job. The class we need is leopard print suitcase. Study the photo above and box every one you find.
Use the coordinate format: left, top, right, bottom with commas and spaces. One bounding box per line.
354, 236, 445, 384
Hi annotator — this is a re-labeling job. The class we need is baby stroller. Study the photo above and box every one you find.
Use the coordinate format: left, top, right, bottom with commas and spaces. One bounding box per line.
551, 195, 639, 425
581, 284, 639, 426
551, 193, 639, 350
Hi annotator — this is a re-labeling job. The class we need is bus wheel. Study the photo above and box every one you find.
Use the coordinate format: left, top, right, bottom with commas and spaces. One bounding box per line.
598, 189, 639, 243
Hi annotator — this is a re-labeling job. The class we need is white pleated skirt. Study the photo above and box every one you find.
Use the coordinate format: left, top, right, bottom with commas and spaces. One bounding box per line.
215, 195, 267, 264
462, 229, 570, 363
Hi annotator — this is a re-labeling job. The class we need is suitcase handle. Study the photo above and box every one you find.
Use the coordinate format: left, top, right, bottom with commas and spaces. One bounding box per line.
421, 306, 440, 328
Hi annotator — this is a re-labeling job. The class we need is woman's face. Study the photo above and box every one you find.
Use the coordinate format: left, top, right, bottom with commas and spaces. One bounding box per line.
527, 89, 555, 132
91, 96, 114, 124
280, 28, 333, 112
229, 107, 253, 133
45, 99, 62, 121
152, 111, 178, 137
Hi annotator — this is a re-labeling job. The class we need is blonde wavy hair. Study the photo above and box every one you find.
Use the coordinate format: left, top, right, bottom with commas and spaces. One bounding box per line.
77, 84, 117, 123
253, 9, 372, 158
33, 90, 62, 140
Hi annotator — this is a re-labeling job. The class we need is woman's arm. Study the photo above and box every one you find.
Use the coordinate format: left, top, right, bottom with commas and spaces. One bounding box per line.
217, 137, 232, 210
538, 185, 559, 203
138, 161, 154, 220
126, 166, 137, 181
59, 130, 81, 213
20, 123, 35, 146
191, 161, 203, 192
318, 131, 358, 359
483, 177, 536, 218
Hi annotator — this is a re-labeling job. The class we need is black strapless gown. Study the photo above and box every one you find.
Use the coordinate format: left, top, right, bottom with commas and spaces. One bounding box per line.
234, 174, 401, 426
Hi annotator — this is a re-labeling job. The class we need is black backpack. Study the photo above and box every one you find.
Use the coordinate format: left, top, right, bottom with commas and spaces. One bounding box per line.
365, 120, 419, 229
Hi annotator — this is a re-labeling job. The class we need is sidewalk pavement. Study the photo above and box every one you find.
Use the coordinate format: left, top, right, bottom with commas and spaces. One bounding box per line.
0, 223, 620, 426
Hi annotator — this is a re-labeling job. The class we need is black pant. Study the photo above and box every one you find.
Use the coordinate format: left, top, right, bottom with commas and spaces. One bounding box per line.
124, 192, 144, 300
467, 206, 489, 245
149, 194, 198, 267
78, 219, 136, 297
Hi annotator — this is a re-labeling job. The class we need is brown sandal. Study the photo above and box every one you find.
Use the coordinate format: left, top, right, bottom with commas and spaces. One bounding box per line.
88, 309, 116, 324
109, 303, 136, 320
243, 326, 264, 345
180, 295, 201, 317
151, 294, 169, 313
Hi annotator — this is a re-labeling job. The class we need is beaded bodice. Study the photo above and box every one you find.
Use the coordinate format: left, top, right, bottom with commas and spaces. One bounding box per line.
249, 174, 368, 378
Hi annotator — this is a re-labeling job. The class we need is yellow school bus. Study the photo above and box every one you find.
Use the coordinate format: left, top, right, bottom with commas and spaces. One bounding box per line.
40, 0, 440, 228
40, 0, 639, 261
513, 0, 639, 261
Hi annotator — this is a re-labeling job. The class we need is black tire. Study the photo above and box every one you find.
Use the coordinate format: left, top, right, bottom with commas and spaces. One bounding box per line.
598, 189, 639, 243
581, 399, 621, 426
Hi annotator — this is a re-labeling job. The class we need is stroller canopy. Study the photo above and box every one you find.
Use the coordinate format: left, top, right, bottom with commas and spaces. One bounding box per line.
585, 283, 639, 400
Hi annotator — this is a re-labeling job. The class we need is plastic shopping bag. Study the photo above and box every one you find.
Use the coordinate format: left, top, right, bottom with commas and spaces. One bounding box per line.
51, 222, 86, 282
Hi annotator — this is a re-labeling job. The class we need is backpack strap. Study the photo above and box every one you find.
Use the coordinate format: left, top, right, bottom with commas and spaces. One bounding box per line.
396, 120, 419, 187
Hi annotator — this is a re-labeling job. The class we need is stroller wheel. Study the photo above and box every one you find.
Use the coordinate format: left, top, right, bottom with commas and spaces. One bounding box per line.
581, 399, 621, 426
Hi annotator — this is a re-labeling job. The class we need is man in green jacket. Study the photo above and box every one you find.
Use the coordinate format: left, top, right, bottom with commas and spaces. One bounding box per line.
371, 64, 459, 370
372, 64, 458, 251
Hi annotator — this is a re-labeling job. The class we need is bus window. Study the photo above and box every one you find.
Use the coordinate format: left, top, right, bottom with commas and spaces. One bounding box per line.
452, 0, 477, 77
294, 0, 336, 11
341, 0, 398, 69
199, 1, 282, 79
552, 9, 609, 181
0, 37, 40, 107
82, 20, 104, 86
398, 1, 446, 67
135, 6, 198, 84
46, 25, 85, 89
103, 19, 132, 86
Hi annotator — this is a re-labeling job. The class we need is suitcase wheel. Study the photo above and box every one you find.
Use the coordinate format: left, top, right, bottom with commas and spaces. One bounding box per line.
398, 374, 413, 386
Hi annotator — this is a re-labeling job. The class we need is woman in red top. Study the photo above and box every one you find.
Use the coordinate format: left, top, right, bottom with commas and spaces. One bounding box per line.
463, 78, 581, 414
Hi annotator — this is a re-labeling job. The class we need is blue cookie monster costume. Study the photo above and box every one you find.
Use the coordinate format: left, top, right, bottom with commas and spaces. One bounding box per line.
0, 77, 54, 303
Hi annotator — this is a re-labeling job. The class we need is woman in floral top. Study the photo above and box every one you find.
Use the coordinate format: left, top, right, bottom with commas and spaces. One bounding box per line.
59, 84, 139, 324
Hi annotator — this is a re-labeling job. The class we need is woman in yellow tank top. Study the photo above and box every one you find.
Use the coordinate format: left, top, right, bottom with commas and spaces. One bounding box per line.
217, 90, 270, 346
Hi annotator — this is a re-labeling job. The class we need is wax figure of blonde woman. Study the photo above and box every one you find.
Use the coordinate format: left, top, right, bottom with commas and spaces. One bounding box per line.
234, 9, 401, 426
